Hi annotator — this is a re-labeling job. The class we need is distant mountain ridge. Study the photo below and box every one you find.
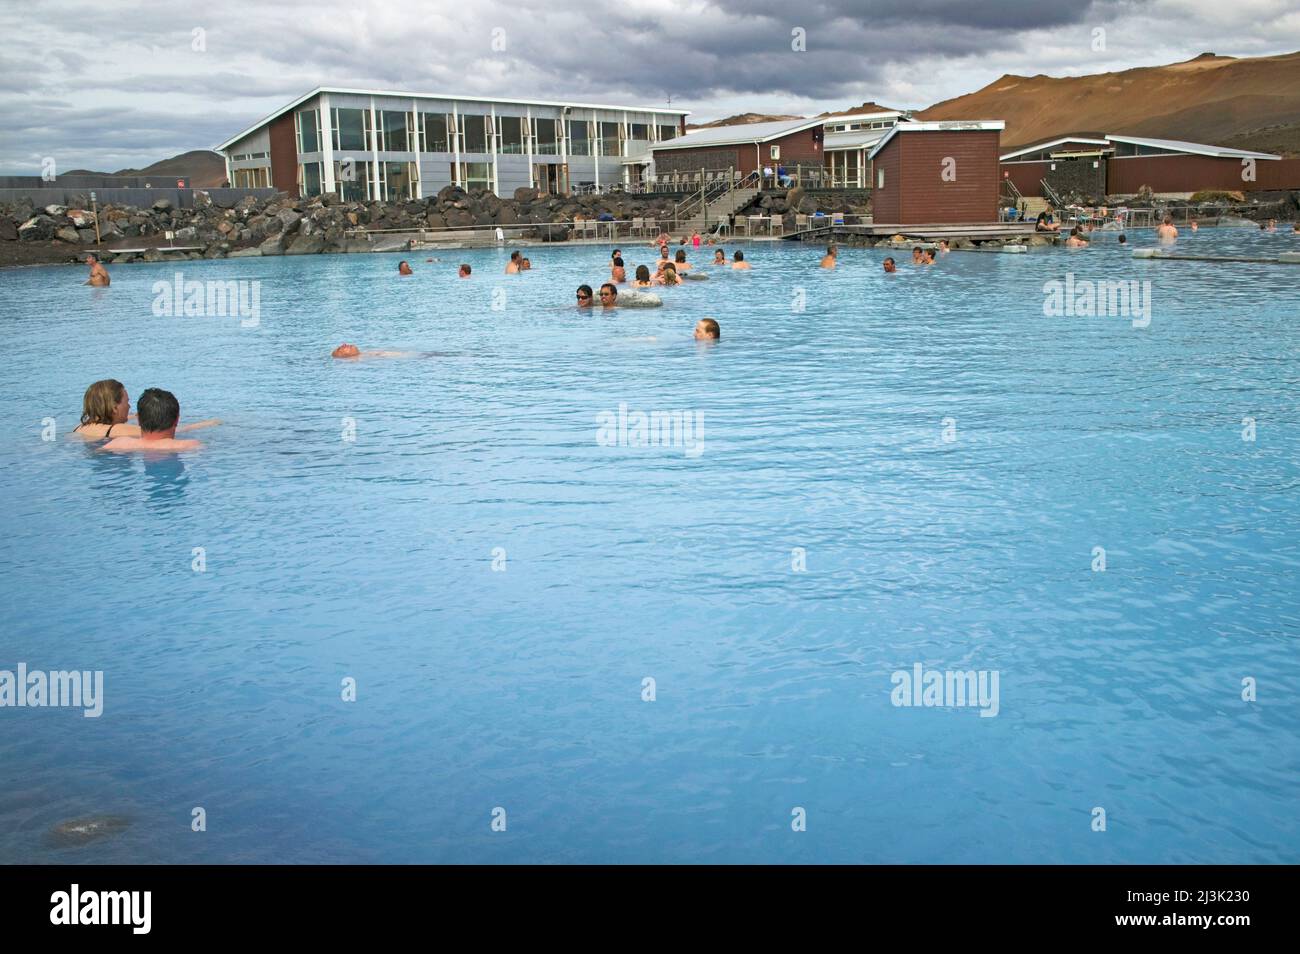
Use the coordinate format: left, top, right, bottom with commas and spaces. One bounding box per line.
63, 150, 227, 187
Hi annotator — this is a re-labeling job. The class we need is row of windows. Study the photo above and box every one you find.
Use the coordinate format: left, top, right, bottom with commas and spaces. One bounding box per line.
828, 120, 895, 133
296, 107, 676, 156
298, 159, 493, 201
231, 151, 269, 161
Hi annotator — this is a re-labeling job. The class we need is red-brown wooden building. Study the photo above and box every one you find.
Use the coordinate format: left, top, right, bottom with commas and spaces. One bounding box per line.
1000, 134, 1296, 198
867, 121, 1005, 224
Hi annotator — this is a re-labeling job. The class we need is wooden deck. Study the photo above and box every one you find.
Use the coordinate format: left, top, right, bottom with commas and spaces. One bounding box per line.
783, 222, 1045, 243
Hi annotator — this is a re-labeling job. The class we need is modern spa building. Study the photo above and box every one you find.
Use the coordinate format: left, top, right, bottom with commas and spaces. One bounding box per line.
646, 109, 907, 187
216, 87, 689, 200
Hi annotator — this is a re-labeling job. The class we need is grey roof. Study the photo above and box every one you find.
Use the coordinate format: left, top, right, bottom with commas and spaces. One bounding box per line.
1105, 135, 1279, 160
652, 117, 824, 151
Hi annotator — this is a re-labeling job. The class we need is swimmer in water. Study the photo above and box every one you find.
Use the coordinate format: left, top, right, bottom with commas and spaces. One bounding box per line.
731, 250, 751, 270
938, 240, 950, 254
883, 258, 897, 273
599, 283, 618, 309
85, 254, 110, 287
673, 249, 691, 272
1155, 216, 1178, 242
71, 379, 220, 441
576, 284, 594, 307
1189, 219, 1199, 232
458, 263, 472, 278
398, 261, 413, 275
713, 249, 726, 265
611, 257, 626, 283
632, 265, 653, 288
1118, 233, 1128, 245
654, 264, 681, 286
820, 244, 837, 269
331, 343, 417, 359
693, 318, 720, 341
911, 246, 925, 265
1065, 226, 1090, 248
505, 251, 522, 274
100, 388, 204, 453
922, 248, 936, 264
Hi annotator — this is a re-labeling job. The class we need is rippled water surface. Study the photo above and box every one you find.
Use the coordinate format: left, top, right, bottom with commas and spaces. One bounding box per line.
1, 228, 1298, 863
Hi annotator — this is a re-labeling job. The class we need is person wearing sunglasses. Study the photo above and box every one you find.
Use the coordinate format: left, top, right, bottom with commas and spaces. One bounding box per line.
576, 285, 594, 308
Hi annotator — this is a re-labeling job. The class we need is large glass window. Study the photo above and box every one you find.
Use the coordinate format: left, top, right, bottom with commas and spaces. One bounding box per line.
232, 167, 269, 189
333, 108, 368, 151
629, 122, 648, 142
380, 111, 409, 152
456, 161, 492, 191
535, 118, 558, 155
498, 116, 524, 154
599, 121, 621, 156
657, 124, 677, 143
463, 115, 489, 153
568, 120, 591, 156
423, 113, 449, 152
334, 158, 366, 201
383, 161, 414, 199
297, 109, 320, 153
300, 161, 322, 197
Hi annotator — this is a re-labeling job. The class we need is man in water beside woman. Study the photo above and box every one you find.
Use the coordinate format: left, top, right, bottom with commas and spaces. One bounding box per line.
72, 379, 220, 442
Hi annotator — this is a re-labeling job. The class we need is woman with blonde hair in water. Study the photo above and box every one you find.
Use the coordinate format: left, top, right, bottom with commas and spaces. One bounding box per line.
71, 378, 220, 440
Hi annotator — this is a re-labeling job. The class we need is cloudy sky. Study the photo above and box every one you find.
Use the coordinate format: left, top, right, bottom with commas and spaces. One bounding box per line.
1, 0, 1297, 173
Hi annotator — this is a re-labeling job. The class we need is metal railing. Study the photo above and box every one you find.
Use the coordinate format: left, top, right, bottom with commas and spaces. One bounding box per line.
1040, 178, 1064, 208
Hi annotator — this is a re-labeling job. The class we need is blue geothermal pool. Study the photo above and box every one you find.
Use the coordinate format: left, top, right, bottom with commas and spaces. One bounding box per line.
1, 226, 1297, 863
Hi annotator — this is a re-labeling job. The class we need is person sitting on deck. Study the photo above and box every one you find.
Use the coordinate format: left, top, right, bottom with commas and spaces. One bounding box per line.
694, 318, 721, 341
732, 250, 751, 270
1156, 217, 1178, 242
883, 257, 897, 273
598, 283, 618, 308
458, 263, 472, 277
820, 245, 837, 269
1065, 226, 1090, 248
611, 257, 626, 283
85, 254, 110, 287
576, 284, 595, 308
505, 251, 522, 274
1035, 206, 1060, 232
398, 260, 413, 275
100, 388, 203, 453
673, 249, 691, 272
632, 265, 653, 288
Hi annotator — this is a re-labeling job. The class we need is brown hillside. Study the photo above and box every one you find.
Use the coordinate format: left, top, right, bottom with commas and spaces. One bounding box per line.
686, 112, 802, 130
918, 50, 1300, 155
64, 150, 228, 187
